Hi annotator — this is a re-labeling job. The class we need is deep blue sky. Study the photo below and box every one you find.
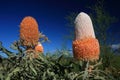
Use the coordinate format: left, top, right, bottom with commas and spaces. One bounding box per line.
0, 0, 120, 57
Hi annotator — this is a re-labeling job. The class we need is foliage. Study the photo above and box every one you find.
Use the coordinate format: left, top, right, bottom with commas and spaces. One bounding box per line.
0, 41, 120, 80
88, 0, 119, 72
0, 1, 119, 79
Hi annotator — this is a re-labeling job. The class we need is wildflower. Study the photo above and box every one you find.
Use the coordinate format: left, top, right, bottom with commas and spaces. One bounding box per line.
73, 12, 100, 61
34, 42, 43, 58
35, 42, 43, 53
20, 16, 39, 48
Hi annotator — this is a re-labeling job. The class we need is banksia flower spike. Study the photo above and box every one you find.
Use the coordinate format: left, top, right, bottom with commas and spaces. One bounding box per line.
34, 42, 43, 58
72, 12, 100, 61
20, 16, 39, 49
35, 42, 43, 53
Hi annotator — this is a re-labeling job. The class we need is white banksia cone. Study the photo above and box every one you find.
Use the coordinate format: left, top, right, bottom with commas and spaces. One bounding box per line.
74, 12, 95, 40
72, 12, 100, 61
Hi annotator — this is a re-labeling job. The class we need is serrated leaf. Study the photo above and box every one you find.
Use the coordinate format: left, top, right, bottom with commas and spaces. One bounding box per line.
24, 72, 35, 79
58, 55, 64, 62
0, 72, 4, 80
47, 68, 55, 76
10, 44, 18, 50
29, 64, 37, 75
42, 72, 47, 80
38, 54, 45, 61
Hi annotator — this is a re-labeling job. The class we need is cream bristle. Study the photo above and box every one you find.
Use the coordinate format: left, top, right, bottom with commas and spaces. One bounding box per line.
74, 12, 95, 40
37, 42, 42, 46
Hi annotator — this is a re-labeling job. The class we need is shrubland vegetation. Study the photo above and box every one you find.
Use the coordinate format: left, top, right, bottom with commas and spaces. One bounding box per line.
0, 0, 120, 80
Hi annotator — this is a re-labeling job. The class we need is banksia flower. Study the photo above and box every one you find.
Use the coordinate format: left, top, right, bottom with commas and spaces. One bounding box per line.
72, 12, 100, 61
35, 42, 43, 53
20, 16, 39, 48
34, 42, 43, 58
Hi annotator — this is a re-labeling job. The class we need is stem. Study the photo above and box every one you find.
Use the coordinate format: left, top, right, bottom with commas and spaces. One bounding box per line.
83, 61, 89, 80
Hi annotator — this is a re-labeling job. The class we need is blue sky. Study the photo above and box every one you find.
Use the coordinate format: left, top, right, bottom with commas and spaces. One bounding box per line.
0, 0, 120, 57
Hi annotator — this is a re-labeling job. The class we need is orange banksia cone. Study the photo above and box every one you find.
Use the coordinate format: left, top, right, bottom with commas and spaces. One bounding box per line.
35, 42, 43, 53
73, 12, 100, 61
20, 16, 39, 48
34, 42, 43, 58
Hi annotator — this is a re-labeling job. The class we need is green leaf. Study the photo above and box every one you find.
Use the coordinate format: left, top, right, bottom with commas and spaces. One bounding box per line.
94, 76, 106, 80
29, 64, 37, 75
6, 67, 20, 80
10, 44, 18, 50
